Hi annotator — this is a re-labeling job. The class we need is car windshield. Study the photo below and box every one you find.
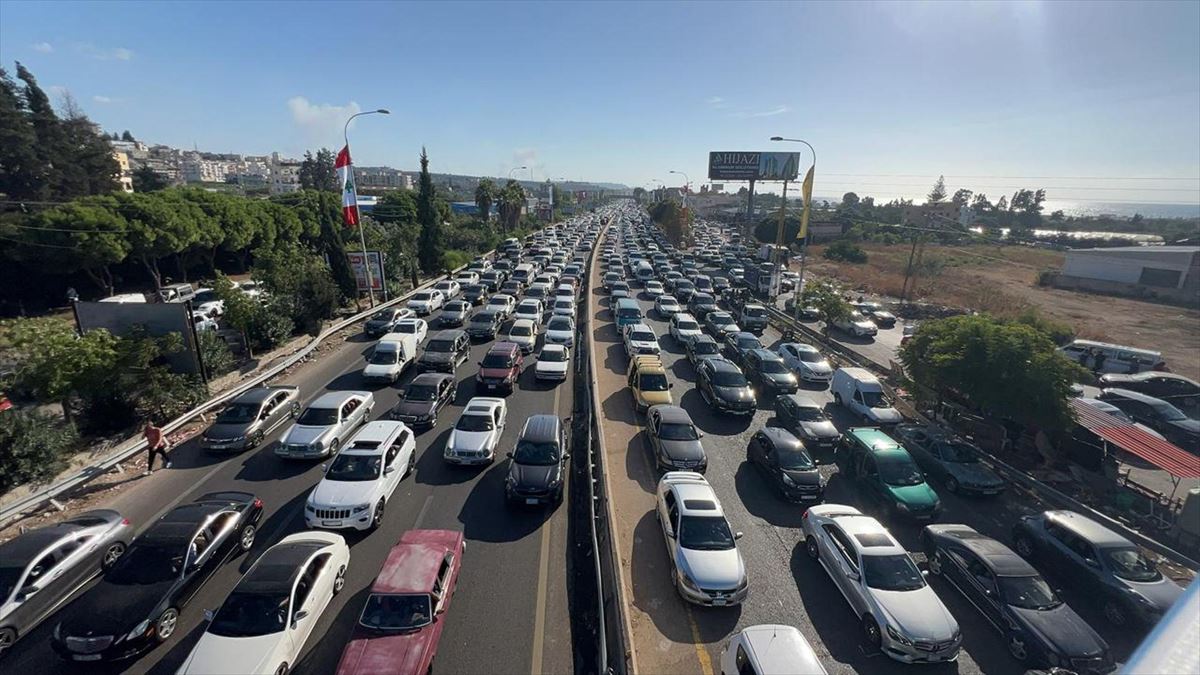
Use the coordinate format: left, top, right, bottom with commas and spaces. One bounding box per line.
711, 370, 748, 387
359, 593, 433, 631
510, 325, 533, 338
548, 318, 572, 331
369, 350, 398, 365
692, 342, 719, 355
471, 313, 495, 325
678, 515, 735, 551
514, 440, 561, 465
640, 373, 669, 391
106, 543, 182, 584
862, 554, 926, 591
1150, 401, 1188, 421
631, 331, 655, 342
325, 453, 381, 481
797, 350, 823, 363
659, 299, 678, 308
194, 290, 218, 303
297, 407, 338, 426
1105, 547, 1163, 582
208, 592, 289, 637
792, 406, 826, 422
777, 446, 815, 469
744, 307, 766, 317
757, 359, 789, 374
998, 575, 1062, 610
540, 349, 568, 363
405, 384, 439, 401
370, 310, 396, 322
710, 314, 734, 326
445, 302, 467, 312
658, 422, 698, 441
396, 323, 418, 334
677, 320, 699, 331
0, 566, 21, 601
935, 441, 979, 463
861, 390, 887, 408
413, 292, 432, 301
457, 413, 494, 432
217, 402, 259, 424
878, 455, 925, 486
426, 340, 454, 353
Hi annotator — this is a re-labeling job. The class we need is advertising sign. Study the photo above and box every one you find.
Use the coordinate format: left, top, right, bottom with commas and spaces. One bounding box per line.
708, 151, 801, 181
347, 250, 385, 292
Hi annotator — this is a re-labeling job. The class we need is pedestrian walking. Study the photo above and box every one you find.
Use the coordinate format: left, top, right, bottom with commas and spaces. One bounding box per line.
142, 420, 173, 475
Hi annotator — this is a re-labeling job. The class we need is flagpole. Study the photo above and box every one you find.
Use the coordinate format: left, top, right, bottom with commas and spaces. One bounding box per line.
344, 109, 390, 308
770, 136, 816, 320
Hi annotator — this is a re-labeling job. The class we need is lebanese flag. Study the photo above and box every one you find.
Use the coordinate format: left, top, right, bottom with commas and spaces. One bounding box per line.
335, 145, 359, 228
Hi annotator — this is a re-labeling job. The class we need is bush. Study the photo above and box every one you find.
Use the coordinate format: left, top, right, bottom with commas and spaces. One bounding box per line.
442, 249, 471, 271
823, 239, 869, 263
1010, 308, 1075, 346
247, 301, 295, 351
198, 330, 236, 378
0, 409, 79, 492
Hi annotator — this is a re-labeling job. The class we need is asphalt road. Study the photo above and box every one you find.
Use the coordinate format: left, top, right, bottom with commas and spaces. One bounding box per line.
6, 314, 576, 675
590, 227, 1150, 675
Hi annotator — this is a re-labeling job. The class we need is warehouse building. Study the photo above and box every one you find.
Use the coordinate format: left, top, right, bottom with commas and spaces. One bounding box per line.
1053, 246, 1199, 306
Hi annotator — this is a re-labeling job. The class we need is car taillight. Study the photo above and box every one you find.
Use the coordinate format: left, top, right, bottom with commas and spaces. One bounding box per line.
120, 518, 131, 526
801, 509, 809, 521
253, 498, 263, 509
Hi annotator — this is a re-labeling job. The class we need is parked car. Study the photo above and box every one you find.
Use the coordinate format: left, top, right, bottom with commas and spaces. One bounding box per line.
505, 415, 569, 507
391, 373, 455, 429
855, 302, 897, 328
801, 504, 961, 664
277, 391, 374, 460
465, 309, 502, 341
1097, 372, 1199, 402
646, 405, 706, 473
461, 284, 488, 305
839, 427, 942, 522
832, 311, 878, 338
644, 280, 666, 298
476, 342, 523, 393
544, 315, 575, 347
773, 394, 840, 453
406, 289, 444, 316
550, 298, 576, 319
720, 625, 827, 675
697, 358, 756, 415
922, 524, 1114, 672
742, 348, 799, 396
746, 427, 822, 503
776, 343, 833, 383
1097, 388, 1200, 450
514, 298, 545, 325
362, 334, 419, 385
201, 386, 300, 452
704, 311, 740, 339
655, 472, 747, 606
505, 318, 539, 354
177, 532, 350, 675
437, 301, 471, 328
305, 422, 416, 532
51, 492, 264, 663
535, 344, 571, 382
443, 397, 507, 465
686, 335, 723, 367
0, 511, 131, 658
416, 329, 470, 373
334, 530, 464, 675
893, 424, 1006, 496
688, 292, 719, 320
1011, 510, 1183, 627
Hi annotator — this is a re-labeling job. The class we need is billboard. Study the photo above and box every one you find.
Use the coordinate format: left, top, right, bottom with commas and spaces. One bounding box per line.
347, 250, 385, 292
708, 151, 801, 181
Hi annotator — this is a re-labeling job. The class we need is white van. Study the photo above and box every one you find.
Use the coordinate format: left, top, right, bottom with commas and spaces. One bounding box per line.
1058, 339, 1165, 374
362, 333, 419, 384
831, 367, 903, 424
98, 293, 147, 304
512, 263, 536, 286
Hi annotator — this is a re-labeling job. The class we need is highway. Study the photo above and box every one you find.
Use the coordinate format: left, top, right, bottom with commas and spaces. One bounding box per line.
589, 223, 1150, 675
5, 314, 577, 674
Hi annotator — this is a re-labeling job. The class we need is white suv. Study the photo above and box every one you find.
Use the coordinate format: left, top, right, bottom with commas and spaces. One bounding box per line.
801, 504, 961, 663
623, 323, 661, 358
669, 313, 703, 346
305, 421, 416, 531
656, 472, 747, 606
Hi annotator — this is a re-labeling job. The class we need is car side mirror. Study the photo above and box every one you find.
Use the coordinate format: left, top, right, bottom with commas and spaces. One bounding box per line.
734, 531, 744, 540
320, 463, 328, 473
292, 610, 308, 627
669, 383, 675, 389
506, 451, 514, 459
847, 571, 861, 581
204, 609, 215, 622
1085, 558, 1100, 568
384, 465, 396, 475
562, 453, 571, 461
922, 570, 930, 578
17, 585, 39, 600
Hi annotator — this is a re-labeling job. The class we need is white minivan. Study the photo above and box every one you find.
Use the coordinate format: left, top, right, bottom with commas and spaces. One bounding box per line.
362, 333, 419, 384
831, 367, 902, 424
1058, 339, 1165, 374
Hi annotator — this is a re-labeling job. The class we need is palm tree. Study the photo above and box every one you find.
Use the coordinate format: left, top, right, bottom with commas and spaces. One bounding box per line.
496, 179, 525, 234
475, 178, 496, 222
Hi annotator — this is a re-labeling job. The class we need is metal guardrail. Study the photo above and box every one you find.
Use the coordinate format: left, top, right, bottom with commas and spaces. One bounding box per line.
762, 305, 1200, 570
0, 269, 460, 527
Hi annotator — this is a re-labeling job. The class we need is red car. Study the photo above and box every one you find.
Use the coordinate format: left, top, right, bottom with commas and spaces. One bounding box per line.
476, 341, 523, 394
336, 529, 465, 675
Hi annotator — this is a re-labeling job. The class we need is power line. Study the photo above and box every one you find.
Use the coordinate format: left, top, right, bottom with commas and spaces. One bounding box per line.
810, 182, 1198, 192
0, 235, 85, 250
820, 173, 1200, 181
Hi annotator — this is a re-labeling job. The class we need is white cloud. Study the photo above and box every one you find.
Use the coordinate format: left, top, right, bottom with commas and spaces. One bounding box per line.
92, 95, 114, 104
287, 96, 361, 147
76, 43, 134, 61
706, 96, 724, 104
32, 42, 53, 53
48, 85, 70, 97
510, 148, 542, 178
730, 105, 792, 118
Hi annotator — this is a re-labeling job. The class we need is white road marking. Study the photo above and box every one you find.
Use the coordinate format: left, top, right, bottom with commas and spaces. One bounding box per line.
412, 494, 434, 529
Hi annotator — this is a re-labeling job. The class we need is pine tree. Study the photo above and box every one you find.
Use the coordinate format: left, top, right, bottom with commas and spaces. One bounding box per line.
927, 175, 947, 203
121, 130, 135, 142
0, 67, 46, 199
416, 147, 442, 272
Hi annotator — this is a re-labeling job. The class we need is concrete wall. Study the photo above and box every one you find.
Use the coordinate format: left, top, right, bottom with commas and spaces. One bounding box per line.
1046, 271, 1200, 309
1062, 247, 1199, 290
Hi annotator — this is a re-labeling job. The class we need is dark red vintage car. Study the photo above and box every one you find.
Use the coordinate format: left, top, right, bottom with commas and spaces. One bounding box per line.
335, 529, 465, 675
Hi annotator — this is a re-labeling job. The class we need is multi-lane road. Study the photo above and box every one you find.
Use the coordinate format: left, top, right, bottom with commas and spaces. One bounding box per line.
5, 313, 577, 674
589, 224, 1151, 675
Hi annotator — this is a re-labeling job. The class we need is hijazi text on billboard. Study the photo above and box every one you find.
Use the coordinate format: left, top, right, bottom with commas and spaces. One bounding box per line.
708, 151, 801, 181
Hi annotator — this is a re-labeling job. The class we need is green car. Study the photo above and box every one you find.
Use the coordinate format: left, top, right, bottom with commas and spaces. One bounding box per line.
838, 427, 942, 521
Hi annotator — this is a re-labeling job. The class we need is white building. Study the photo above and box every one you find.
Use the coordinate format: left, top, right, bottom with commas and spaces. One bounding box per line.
1057, 246, 1200, 304
268, 152, 302, 194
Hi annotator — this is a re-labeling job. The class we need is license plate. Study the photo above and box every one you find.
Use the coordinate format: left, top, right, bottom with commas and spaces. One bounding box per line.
322, 520, 341, 527
711, 598, 727, 606
525, 498, 540, 505
73, 655, 102, 662
487, 384, 497, 390
983, 489, 1001, 495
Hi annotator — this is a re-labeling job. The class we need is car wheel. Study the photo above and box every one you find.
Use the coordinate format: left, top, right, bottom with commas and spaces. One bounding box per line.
101, 541, 126, 570
407, 450, 416, 477
1013, 534, 1036, 560
805, 536, 820, 561
370, 499, 386, 530
945, 477, 960, 494
928, 550, 944, 576
0, 627, 17, 657
1007, 634, 1029, 663
290, 403, 301, 418
861, 615, 882, 651
274, 663, 289, 675
248, 431, 264, 449
155, 608, 180, 642
332, 565, 346, 596
239, 524, 257, 552
1103, 600, 1128, 626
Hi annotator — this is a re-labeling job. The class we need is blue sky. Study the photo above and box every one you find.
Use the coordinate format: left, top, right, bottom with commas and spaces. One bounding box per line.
2, 0, 1198, 206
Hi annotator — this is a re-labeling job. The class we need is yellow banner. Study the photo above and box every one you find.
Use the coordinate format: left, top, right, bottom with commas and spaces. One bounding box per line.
798, 164, 815, 240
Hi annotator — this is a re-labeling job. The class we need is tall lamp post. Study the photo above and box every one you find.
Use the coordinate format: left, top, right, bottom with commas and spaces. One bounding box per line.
344, 109, 390, 307
770, 136, 816, 319
508, 166, 527, 180
668, 170, 690, 209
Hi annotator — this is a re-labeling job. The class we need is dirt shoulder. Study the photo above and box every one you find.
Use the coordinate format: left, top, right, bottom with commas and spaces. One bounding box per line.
807, 242, 1200, 380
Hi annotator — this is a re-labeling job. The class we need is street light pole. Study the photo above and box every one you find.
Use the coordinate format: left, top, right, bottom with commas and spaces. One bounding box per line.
344, 108, 390, 308
508, 166, 527, 180
770, 136, 816, 319
668, 170, 690, 209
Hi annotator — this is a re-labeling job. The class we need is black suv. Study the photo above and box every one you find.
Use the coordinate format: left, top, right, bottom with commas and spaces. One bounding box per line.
506, 414, 569, 506
697, 358, 756, 415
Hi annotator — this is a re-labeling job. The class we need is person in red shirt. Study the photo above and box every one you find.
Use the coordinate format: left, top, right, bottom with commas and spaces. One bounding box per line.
142, 420, 173, 475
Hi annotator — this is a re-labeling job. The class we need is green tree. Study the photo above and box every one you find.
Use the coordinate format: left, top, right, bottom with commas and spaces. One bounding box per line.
373, 189, 418, 225
823, 239, 868, 263
0, 409, 79, 492
0, 67, 46, 200
272, 190, 357, 299
951, 188, 973, 208
899, 314, 1086, 432
840, 192, 860, 211
416, 147, 442, 272
650, 199, 690, 246
121, 130, 135, 142
132, 165, 169, 192
0, 317, 119, 425
475, 177, 496, 221
29, 197, 131, 296
119, 191, 199, 289
254, 244, 341, 335
799, 279, 851, 327
197, 329, 235, 379
496, 180, 525, 233
927, 175, 947, 203
298, 148, 337, 191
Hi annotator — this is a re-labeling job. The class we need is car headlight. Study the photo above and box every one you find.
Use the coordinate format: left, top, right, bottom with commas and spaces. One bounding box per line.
305, 503, 315, 513
352, 504, 371, 514
677, 570, 701, 592
126, 618, 151, 642
309, 439, 326, 450
781, 474, 796, 487
896, 502, 910, 512
886, 625, 914, 647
